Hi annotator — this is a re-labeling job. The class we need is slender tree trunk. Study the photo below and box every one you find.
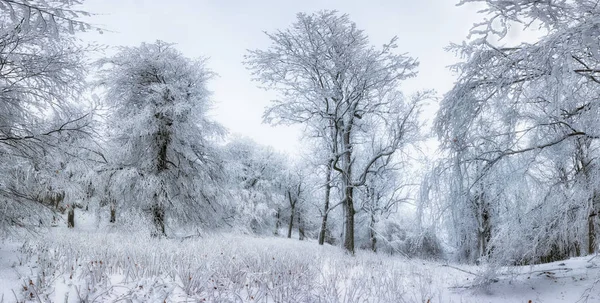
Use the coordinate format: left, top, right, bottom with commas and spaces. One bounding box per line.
343, 181, 355, 254
274, 208, 281, 236
298, 211, 305, 240
67, 204, 75, 228
287, 191, 295, 239
342, 128, 355, 254
477, 194, 491, 259
589, 191, 599, 254
370, 211, 377, 252
589, 211, 597, 254
109, 202, 116, 223
319, 159, 334, 245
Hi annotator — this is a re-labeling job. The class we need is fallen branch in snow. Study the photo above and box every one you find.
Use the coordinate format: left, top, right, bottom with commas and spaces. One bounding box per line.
441, 264, 502, 287
440, 264, 482, 277
492, 267, 573, 279
448, 284, 475, 289
576, 276, 600, 303
177, 233, 204, 241
529, 268, 573, 276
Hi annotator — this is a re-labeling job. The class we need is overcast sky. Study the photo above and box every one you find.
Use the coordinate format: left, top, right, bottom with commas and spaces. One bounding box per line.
78, 0, 481, 154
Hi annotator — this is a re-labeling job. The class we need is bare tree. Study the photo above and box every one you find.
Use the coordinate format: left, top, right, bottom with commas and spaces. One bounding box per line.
245, 10, 422, 253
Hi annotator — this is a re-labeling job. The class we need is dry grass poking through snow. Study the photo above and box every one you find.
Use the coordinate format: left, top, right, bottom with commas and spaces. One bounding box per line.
6, 228, 599, 302
9, 229, 453, 303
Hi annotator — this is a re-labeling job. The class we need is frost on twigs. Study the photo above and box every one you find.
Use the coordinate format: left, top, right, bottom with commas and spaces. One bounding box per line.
0, 0, 100, 37
95, 41, 227, 236
425, 0, 600, 275
0, 0, 96, 235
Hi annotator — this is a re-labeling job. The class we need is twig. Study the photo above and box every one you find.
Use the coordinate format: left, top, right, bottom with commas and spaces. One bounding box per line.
440, 264, 483, 277
587, 253, 598, 263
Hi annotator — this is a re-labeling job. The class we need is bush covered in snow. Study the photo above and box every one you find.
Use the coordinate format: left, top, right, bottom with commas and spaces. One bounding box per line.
374, 220, 444, 260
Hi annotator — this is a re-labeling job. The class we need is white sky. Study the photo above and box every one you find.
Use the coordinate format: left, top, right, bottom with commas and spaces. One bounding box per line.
78, 0, 482, 154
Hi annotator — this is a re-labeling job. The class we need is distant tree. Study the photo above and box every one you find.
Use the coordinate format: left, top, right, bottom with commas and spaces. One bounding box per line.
357, 160, 411, 252
246, 10, 423, 253
223, 137, 287, 234
97, 41, 225, 236
280, 163, 309, 239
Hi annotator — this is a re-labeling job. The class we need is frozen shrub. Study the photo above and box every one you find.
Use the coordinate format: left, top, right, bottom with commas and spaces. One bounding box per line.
403, 229, 444, 260
376, 220, 444, 259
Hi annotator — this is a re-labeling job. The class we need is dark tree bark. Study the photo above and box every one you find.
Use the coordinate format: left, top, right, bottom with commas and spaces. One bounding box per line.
274, 208, 281, 236
109, 203, 116, 223
343, 184, 355, 254
474, 192, 492, 259
298, 211, 305, 241
287, 190, 296, 239
341, 127, 355, 254
370, 212, 377, 252
151, 202, 165, 237
319, 159, 334, 245
67, 205, 74, 228
151, 109, 171, 237
589, 211, 597, 254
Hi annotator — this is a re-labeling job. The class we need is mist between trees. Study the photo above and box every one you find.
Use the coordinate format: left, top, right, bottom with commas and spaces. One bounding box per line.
1, 0, 599, 271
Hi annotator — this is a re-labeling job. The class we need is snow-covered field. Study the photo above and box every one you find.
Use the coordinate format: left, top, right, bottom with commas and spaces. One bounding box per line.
0, 218, 598, 303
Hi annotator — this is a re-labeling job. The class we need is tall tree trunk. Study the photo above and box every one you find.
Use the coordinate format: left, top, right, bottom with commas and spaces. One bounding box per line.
287, 191, 295, 239
319, 159, 334, 245
589, 213, 596, 254
152, 115, 170, 237
342, 128, 355, 254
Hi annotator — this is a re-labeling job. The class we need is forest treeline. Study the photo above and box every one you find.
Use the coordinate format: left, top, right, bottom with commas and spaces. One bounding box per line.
1, 0, 599, 269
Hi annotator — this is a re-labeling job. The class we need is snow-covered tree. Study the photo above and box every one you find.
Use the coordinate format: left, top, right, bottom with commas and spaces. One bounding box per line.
245, 10, 423, 253
430, 0, 600, 264
223, 137, 287, 234
0, 0, 94, 233
355, 161, 405, 252
97, 41, 225, 236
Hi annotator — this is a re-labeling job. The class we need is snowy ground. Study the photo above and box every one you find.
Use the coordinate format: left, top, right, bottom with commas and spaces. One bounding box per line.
0, 215, 598, 302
